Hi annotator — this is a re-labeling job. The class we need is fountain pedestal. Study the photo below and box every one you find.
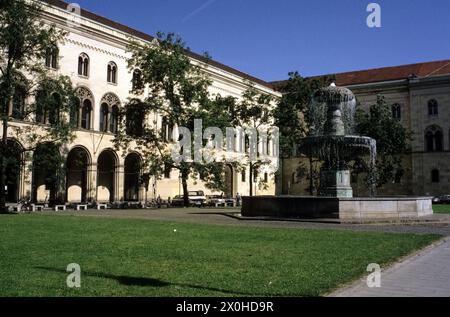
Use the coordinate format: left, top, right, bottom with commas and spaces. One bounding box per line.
319, 169, 353, 198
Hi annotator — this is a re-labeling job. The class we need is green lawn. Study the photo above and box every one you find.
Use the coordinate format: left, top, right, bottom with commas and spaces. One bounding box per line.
433, 204, 450, 214
0, 214, 441, 297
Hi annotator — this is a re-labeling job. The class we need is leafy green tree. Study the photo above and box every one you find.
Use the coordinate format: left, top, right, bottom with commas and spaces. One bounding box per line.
355, 95, 411, 188
274, 72, 335, 195
0, 0, 76, 212
115, 32, 230, 207
231, 86, 277, 196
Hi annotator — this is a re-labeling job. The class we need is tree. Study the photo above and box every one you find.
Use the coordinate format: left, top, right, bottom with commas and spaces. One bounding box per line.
274, 72, 335, 195
232, 86, 277, 196
114, 32, 230, 207
354, 95, 411, 188
0, 0, 76, 212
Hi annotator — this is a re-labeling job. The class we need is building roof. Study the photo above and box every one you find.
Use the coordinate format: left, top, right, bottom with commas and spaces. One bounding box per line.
271, 60, 450, 90
333, 60, 450, 86
41, 0, 274, 89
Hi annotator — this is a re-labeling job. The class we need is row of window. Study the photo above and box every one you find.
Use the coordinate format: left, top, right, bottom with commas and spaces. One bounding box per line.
46, 49, 143, 88
28, 86, 144, 136
163, 165, 268, 183
390, 99, 440, 121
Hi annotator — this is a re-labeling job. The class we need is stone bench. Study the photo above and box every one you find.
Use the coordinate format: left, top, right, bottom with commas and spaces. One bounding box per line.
55, 205, 66, 211
97, 204, 108, 210
75, 204, 88, 211
9, 205, 22, 213
32, 204, 44, 212
215, 202, 227, 207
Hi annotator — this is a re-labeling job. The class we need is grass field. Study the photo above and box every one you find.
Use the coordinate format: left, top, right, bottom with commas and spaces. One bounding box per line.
0, 214, 441, 297
433, 204, 450, 214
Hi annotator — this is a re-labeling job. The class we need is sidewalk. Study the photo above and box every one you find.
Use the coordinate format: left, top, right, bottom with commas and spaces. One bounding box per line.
330, 238, 450, 297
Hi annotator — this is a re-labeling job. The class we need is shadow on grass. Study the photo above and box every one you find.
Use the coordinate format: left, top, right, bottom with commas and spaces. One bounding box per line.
36, 266, 255, 296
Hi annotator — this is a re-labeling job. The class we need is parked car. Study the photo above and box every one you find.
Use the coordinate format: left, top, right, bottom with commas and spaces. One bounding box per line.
171, 195, 184, 207
206, 195, 226, 206
188, 191, 207, 207
439, 195, 450, 204
171, 191, 207, 207
432, 196, 442, 204
225, 197, 236, 207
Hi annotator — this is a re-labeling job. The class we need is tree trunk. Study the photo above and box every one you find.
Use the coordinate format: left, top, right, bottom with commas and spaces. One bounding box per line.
1, 84, 13, 213
309, 155, 314, 196
181, 169, 189, 207
0, 114, 8, 213
249, 162, 253, 197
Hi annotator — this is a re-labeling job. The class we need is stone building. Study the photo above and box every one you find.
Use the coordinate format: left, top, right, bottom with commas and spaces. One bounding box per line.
275, 60, 450, 197
1, 0, 280, 205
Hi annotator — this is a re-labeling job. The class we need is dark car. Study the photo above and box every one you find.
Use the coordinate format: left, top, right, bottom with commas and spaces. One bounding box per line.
438, 195, 450, 204
171, 195, 184, 207
432, 196, 441, 204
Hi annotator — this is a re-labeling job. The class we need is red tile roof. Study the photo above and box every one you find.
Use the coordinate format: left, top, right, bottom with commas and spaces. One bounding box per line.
334, 60, 450, 86
271, 60, 450, 90
41, 0, 274, 89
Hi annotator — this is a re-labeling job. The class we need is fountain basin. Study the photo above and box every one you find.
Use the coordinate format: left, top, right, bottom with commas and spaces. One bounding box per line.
298, 135, 376, 165
241, 196, 433, 221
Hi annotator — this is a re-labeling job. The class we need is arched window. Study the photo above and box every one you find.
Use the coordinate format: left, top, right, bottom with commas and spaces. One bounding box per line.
70, 96, 80, 127
132, 69, 143, 91
126, 99, 145, 136
100, 93, 121, 133
431, 169, 440, 183
100, 103, 109, 132
45, 46, 58, 69
48, 93, 61, 125
81, 99, 92, 130
391, 103, 401, 120
35, 91, 60, 125
110, 105, 119, 134
35, 90, 47, 124
425, 126, 444, 152
435, 130, 443, 151
264, 172, 268, 183
425, 131, 434, 152
74, 87, 94, 130
241, 170, 246, 183
107, 62, 117, 84
428, 99, 438, 116
11, 76, 28, 120
78, 53, 90, 77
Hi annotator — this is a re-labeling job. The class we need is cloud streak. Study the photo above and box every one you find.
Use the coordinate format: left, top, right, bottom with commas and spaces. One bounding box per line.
182, 0, 217, 23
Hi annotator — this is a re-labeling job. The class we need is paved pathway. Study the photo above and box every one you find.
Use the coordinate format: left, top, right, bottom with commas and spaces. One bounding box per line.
331, 238, 450, 297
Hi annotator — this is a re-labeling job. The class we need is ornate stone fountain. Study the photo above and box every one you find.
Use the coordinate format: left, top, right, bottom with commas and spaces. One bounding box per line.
241, 84, 433, 222
298, 83, 377, 198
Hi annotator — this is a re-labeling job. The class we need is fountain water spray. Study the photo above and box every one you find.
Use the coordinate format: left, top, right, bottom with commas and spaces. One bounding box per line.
298, 84, 377, 197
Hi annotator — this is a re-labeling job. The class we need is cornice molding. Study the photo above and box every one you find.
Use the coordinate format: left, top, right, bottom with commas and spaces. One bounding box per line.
66, 38, 127, 61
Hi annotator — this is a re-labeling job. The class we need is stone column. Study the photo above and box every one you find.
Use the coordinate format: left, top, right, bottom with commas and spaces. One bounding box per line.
116, 165, 124, 202
87, 163, 97, 202
20, 158, 33, 201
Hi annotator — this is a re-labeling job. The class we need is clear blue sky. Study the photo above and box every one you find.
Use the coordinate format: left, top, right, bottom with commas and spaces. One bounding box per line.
73, 0, 450, 82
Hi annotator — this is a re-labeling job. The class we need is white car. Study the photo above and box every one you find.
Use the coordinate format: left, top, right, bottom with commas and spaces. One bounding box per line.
188, 191, 207, 207
206, 195, 226, 206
